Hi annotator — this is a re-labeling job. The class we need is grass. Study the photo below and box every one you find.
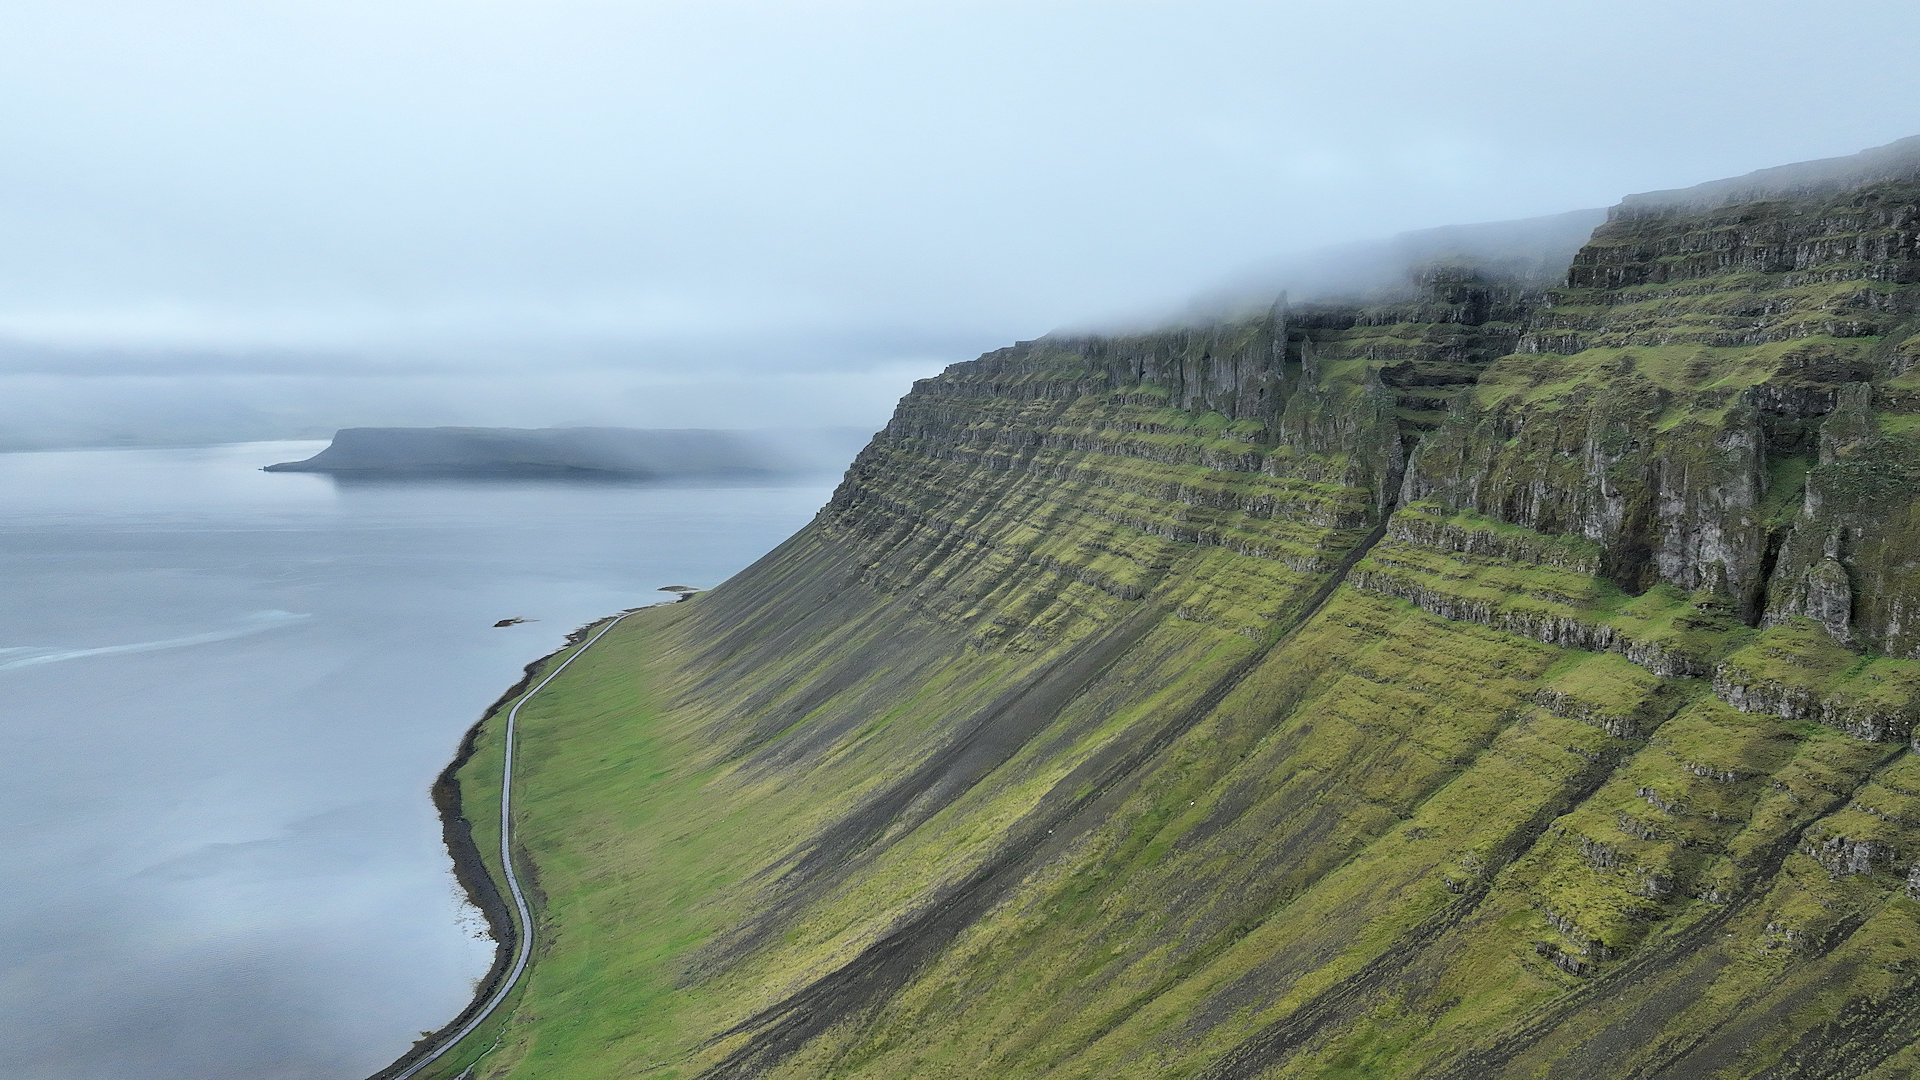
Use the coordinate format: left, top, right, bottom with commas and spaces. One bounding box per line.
430, 520, 1919, 1079
1473, 337, 1880, 415
407, 196, 1920, 1077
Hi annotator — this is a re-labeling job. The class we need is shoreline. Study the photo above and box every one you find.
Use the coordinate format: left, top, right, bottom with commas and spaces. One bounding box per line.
364, 617, 616, 1080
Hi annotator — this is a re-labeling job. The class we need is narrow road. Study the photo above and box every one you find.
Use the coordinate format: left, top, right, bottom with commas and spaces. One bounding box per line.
391, 610, 636, 1080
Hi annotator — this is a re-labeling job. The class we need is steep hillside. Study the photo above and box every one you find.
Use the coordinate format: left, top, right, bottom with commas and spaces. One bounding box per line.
406, 139, 1920, 1080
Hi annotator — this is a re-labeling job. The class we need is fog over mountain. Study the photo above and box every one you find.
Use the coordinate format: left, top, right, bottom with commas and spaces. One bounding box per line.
5, 0, 1920, 447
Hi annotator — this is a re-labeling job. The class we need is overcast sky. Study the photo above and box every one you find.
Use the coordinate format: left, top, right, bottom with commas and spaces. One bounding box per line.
5, 0, 1920, 445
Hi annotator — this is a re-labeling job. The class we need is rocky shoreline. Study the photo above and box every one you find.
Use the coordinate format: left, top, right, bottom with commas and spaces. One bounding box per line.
369, 594, 692, 1080
364, 620, 605, 1080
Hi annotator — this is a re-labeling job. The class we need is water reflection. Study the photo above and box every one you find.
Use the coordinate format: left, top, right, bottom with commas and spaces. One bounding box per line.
0, 442, 832, 1079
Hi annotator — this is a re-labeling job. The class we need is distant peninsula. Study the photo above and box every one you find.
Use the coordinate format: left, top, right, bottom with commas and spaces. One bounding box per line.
264, 426, 806, 480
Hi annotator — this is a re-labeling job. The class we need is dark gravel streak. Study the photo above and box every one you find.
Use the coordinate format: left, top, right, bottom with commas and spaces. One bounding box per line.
690, 514, 1401, 1079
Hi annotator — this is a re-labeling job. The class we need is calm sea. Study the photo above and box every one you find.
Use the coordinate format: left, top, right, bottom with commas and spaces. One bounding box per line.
0, 441, 835, 1080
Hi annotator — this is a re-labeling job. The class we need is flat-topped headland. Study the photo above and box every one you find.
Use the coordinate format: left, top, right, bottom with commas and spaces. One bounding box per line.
265, 426, 793, 480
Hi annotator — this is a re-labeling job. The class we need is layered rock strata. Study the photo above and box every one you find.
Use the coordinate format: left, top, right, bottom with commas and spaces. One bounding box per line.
431, 139, 1920, 1080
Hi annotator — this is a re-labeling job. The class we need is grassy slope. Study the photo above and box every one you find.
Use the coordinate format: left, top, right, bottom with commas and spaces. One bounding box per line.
431, 561, 1920, 1079
411, 166, 1920, 1079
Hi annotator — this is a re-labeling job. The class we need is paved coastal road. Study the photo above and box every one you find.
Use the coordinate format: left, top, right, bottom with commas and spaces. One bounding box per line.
391, 610, 636, 1080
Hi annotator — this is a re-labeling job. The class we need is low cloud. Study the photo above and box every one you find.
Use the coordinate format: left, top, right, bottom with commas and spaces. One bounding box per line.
4, 0, 1919, 449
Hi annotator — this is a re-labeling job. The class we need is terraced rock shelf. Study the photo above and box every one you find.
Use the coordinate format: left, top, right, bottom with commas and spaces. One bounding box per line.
407, 139, 1920, 1079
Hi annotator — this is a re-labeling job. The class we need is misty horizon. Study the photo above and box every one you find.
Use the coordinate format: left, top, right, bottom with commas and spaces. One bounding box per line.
6, 1, 1920, 450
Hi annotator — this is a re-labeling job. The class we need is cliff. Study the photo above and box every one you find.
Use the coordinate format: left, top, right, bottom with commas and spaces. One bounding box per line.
412, 139, 1920, 1080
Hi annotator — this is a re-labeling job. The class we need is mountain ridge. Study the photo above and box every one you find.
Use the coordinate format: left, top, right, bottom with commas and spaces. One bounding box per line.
402, 138, 1920, 1079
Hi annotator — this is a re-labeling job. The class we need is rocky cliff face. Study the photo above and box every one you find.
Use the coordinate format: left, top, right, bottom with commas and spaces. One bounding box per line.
430, 140, 1920, 1080
1426, 162, 1920, 653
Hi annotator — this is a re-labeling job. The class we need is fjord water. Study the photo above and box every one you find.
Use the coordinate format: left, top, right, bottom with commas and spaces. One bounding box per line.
0, 442, 834, 1080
